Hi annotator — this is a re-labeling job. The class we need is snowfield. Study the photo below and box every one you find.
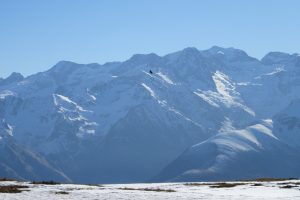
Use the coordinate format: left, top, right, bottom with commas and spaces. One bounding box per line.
1, 180, 300, 200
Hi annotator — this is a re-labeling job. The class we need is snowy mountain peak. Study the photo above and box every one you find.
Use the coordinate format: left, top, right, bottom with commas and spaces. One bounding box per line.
48, 60, 85, 74
181, 47, 200, 54
45, 61, 88, 84
164, 47, 204, 64
206, 45, 228, 53
128, 53, 161, 64
0, 72, 24, 86
261, 52, 296, 64
204, 46, 257, 62
7, 72, 23, 80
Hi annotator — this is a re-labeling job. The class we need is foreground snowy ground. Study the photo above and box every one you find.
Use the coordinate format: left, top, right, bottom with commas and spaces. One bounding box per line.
1, 180, 300, 200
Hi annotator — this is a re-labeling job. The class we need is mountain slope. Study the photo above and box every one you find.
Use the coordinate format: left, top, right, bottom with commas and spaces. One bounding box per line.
154, 100, 300, 182
0, 119, 70, 182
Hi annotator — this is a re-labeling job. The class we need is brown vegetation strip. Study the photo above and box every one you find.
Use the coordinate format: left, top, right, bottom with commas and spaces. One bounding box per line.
185, 182, 246, 188
184, 183, 211, 186
0, 185, 29, 193
0, 178, 16, 181
251, 183, 263, 186
280, 185, 297, 189
242, 178, 296, 182
119, 187, 176, 192
31, 180, 60, 185
209, 182, 246, 188
55, 191, 69, 194
277, 182, 300, 185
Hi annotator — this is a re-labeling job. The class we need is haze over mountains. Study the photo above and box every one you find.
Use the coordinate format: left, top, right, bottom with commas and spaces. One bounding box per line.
0, 46, 300, 183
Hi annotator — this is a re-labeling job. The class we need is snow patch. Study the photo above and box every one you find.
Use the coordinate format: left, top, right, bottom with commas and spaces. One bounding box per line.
264, 67, 285, 76
193, 91, 220, 107
249, 124, 278, 140
54, 94, 74, 104
236, 82, 263, 86
53, 94, 88, 112
89, 94, 97, 101
0, 119, 13, 137
194, 77, 255, 116
212, 71, 236, 100
0, 90, 15, 99
255, 66, 285, 79
141, 83, 156, 98
215, 137, 253, 152
156, 72, 175, 85
219, 118, 235, 132
168, 107, 203, 128
211, 71, 255, 116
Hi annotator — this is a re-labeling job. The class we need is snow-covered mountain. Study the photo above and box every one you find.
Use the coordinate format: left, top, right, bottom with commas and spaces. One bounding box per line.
154, 112, 300, 182
0, 46, 300, 183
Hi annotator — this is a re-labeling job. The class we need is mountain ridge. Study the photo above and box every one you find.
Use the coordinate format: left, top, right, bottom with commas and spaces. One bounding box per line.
5, 45, 299, 79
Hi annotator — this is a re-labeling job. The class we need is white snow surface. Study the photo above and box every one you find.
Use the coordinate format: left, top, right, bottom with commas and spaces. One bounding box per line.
0, 90, 15, 99
156, 72, 175, 85
194, 71, 255, 116
141, 83, 156, 98
1, 180, 300, 200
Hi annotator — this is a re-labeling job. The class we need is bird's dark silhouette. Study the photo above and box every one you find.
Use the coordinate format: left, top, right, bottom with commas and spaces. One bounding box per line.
149, 70, 153, 74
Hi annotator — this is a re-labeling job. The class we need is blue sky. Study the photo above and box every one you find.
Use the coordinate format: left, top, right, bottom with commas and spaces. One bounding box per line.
1, 0, 300, 78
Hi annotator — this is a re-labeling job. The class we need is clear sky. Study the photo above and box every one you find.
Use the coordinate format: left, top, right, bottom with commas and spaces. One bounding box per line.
1, 0, 300, 78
